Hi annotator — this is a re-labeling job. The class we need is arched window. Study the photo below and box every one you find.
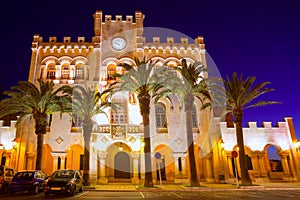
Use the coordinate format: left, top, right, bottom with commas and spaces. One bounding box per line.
192, 105, 198, 128
167, 61, 178, 77
47, 63, 56, 79
111, 98, 127, 124
107, 64, 116, 81
72, 113, 83, 127
155, 103, 166, 128
246, 155, 253, 170
61, 63, 70, 79
75, 63, 84, 80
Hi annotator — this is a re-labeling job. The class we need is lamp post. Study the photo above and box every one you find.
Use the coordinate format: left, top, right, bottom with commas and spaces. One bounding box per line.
295, 141, 300, 152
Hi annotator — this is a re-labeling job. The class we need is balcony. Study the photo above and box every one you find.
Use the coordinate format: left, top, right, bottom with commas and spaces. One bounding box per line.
92, 124, 143, 138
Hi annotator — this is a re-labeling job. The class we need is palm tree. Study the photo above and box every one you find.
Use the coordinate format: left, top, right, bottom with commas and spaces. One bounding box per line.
110, 57, 169, 187
71, 84, 112, 186
0, 79, 72, 170
165, 58, 213, 187
223, 72, 279, 185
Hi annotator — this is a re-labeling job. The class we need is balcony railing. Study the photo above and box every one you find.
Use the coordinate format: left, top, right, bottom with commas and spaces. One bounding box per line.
92, 124, 143, 138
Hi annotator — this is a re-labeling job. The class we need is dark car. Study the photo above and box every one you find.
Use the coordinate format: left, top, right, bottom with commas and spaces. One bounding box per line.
9, 170, 48, 195
43, 169, 83, 196
0, 166, 17, 194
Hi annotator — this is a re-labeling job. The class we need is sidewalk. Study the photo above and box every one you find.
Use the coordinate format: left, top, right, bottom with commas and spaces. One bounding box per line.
83, 181, 300, 191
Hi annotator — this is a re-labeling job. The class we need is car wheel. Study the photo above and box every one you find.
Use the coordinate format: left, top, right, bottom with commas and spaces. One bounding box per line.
33, 185, 39, 195
1, 184, 8, 194
70, 186, 76, 196
79, 185, 83, 192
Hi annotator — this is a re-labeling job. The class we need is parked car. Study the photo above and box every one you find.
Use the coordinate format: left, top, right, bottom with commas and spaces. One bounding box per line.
9, 170, 48, 195
0, 166, 17, 194
43, 169, 83, 196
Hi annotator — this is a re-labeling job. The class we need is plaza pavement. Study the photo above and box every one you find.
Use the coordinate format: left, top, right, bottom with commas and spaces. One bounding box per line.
83, 181, 300, 192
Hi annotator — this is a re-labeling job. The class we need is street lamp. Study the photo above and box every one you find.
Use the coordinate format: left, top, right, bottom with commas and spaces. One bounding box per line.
294, 141, 300, 152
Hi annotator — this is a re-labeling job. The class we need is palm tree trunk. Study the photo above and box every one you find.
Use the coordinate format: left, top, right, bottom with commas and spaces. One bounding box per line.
185, 95, 200, 187
143, 113, 154, 187
35, 133, 44, 170
138, 93, 153, 187
34, 116, 47, 170
83, 123, 93, 186
233, 110, 252, 185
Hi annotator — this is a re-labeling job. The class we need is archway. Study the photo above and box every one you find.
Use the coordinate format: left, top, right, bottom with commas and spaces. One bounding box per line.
114, 151, 130, 179
264, 144, 283, 180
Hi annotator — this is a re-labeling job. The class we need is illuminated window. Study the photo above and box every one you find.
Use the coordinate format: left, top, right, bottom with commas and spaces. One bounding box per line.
155, 103, 166, 128
192, 105, 198, 128
111, 98, 127, 124
76, 63, 84, 80
72, 113, 83, 127
107, 64, 116, 81
46, 64, 56, 79
167, 62, 178, 77
61, 63, 70, 79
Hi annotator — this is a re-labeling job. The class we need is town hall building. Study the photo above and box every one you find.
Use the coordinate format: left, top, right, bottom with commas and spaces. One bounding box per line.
0, 10, 299, 185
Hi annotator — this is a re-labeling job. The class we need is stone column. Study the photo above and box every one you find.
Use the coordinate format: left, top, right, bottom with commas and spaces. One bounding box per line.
51, 153, 59, 171
172, 154, 180, 179
226, 152, 234, 178
257, 152, 268, 177
172, 153, 188, 184
181, 155, 188, 178
26, 152, 35, 170
251, 151, 261, 177
98, 151, 108, 184
51, 152, 67, 170
3, 152, 11, 167
131, 151, 140, 184
205, 153, 214, 182
279, 151, 292, 180
60, 154, 66, 169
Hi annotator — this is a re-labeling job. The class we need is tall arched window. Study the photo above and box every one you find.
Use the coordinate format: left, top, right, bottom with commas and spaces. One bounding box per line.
75, 63, 84, 80
192, 105, 198, 128
155, 103, 166, 128
61, 63, 70, 79
246, 155, 253, 170
111, 98, 127, 124
107, 64, 116, 81
47, 63, 56, 79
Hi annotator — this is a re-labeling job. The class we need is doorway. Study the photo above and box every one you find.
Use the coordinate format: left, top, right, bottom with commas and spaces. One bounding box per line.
114, 152, 131, 179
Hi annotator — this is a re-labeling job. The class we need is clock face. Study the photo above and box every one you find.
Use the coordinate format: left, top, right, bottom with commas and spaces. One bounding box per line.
111, 37, 126, 51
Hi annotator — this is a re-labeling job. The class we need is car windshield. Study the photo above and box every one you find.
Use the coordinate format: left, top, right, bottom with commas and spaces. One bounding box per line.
14, 172, 34, 179
52, 170, 75, 179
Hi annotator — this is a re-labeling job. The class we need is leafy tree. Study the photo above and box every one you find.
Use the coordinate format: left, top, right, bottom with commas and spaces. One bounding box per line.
110, 57, 169, 187
165, 58, 213, 187
0, 79, 72, 170
223, 73, 279, 185
71, 84, 112, 186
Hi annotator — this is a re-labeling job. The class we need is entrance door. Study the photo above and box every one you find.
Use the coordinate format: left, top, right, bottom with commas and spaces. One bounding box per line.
114, 152, 130, 179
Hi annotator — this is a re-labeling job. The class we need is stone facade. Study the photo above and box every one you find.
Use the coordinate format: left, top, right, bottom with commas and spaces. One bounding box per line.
1, 10, 299, 185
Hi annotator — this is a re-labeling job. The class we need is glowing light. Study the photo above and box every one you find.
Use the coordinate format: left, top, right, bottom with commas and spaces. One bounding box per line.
118, 143, 123, 151
294, 141, 300, 152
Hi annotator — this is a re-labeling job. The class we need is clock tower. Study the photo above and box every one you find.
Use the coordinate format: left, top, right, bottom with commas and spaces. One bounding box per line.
93, 10, 144, 57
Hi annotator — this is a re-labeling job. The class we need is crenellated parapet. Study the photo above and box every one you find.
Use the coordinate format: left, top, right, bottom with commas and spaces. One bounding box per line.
142, 36, 205, 57
31, 34, 95, 54
219, 118, 294, 152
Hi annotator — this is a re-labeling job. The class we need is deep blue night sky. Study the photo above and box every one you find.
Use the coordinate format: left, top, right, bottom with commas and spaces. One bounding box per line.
0, 0, 300, 139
